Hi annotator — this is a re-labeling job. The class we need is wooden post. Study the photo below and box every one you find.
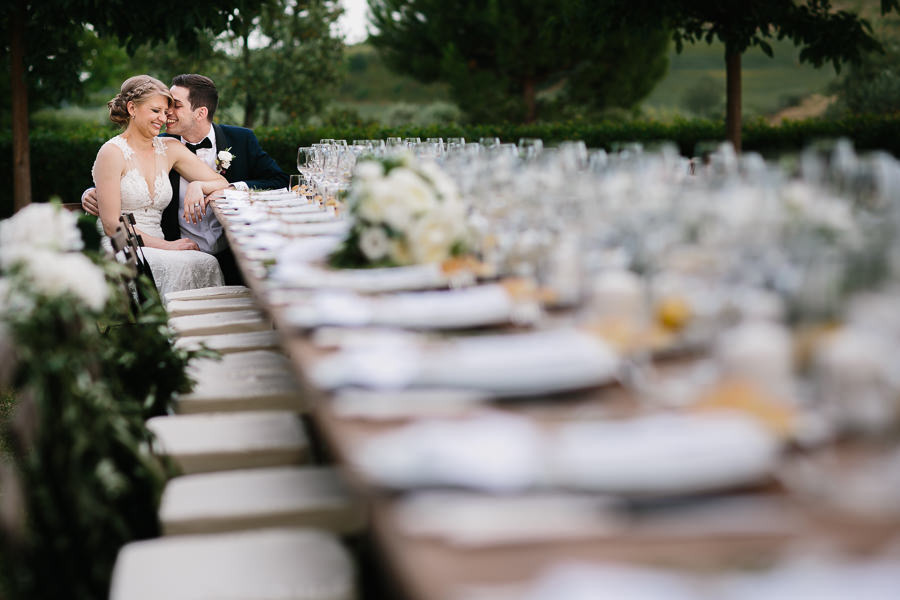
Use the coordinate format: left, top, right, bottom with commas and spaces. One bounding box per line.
11, 0, 32, 211
523, 76, 536, 123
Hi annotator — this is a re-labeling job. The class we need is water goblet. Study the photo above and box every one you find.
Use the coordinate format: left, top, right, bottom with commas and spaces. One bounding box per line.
517, 137, 543, 160
289, 174, 303, 198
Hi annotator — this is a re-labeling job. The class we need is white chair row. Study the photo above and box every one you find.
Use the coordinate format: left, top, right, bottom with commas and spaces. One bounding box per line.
111, 285, 363, 599
110, 528, 355, 600
178, 350, 308, 413
159, 465, 365, 536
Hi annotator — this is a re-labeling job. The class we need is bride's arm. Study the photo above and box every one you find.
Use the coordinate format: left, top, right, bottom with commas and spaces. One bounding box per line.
93, 144, 127, 237
168, 140, 230, 224
94, 144, 197, 251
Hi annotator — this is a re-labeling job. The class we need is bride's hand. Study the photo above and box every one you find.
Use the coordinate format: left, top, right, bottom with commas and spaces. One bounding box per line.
183, 181, 208, 224
167, 238, 200, 251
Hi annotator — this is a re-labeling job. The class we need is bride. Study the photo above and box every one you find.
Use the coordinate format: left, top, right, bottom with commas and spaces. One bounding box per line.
92, 75, 228, 298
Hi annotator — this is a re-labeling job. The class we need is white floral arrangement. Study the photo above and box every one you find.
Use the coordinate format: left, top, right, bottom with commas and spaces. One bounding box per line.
0, 203, 109, 312
329, 154, 470, 268
216, 147, 234, 174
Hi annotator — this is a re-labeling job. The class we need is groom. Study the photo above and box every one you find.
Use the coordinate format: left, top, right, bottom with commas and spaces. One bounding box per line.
82, 73, 288, 285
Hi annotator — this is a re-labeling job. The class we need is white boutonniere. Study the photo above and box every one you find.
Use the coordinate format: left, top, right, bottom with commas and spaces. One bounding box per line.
216, 148, 234, 174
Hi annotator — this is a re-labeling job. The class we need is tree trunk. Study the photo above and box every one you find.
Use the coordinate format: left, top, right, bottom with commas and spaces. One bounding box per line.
523, 77, 536, 123
11, 0, 32, 211
243, 94, 257, 128
725, 49, 742, 153
241, 29, 255, 128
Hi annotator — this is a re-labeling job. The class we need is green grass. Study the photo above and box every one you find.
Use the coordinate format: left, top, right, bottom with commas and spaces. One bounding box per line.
645, 38, 839, 118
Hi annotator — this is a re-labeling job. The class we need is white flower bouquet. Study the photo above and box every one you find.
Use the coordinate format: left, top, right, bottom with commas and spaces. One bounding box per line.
329, 154, 471, 268
0, 202, 110, 312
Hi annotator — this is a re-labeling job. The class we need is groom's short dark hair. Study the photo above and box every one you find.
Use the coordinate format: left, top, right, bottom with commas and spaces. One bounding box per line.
171, 74, 219, 121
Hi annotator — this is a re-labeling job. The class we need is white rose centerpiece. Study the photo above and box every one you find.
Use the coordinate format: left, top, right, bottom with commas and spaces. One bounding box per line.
329, 154, 470, 268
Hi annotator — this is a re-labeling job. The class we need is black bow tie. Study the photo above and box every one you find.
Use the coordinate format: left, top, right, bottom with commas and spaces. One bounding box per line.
185, 138, 213, 153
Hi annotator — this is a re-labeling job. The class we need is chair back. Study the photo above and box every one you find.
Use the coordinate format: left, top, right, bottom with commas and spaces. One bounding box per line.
109, 225, 139, 275
119, 214, 157, 288
107, 224, 141, 315
119, 213, 161, 308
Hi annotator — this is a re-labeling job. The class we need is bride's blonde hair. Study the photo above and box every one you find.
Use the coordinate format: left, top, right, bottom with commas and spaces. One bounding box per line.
108, 75, 173, 127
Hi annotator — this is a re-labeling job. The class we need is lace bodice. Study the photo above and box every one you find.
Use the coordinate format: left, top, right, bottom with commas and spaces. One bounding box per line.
93, 135, 172, 239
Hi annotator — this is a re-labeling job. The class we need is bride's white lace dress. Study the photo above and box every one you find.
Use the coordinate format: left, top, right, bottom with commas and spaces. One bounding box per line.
94, 135, 224, 299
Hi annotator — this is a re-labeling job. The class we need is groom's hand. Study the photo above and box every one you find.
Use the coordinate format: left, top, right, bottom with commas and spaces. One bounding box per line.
183, 197, 207, 224
81, 187, 100, 216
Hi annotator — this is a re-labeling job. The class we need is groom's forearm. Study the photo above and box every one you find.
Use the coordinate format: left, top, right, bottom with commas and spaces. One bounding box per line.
82, 187, 100, 216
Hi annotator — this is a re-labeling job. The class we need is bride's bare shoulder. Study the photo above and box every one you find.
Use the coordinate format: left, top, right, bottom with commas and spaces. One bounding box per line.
160, 136, 184, 150
95, 139, 127, 165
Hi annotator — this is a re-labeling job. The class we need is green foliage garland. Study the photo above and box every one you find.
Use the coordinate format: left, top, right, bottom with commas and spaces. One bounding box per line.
0, 287, 174, 600
0, 209, 207, 599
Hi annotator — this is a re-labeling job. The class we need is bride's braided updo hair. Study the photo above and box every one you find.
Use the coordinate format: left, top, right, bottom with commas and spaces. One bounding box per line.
108, 75, 173, 127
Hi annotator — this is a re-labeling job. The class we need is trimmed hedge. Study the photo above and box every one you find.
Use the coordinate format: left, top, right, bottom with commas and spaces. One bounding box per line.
3, 115, 900, 217
1, 123, 115, 218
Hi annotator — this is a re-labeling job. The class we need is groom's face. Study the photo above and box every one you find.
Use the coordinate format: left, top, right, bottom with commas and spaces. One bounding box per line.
166, 85, 203, 138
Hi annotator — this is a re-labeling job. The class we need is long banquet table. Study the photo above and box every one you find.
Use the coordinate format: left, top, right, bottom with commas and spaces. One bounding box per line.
209, 196, 900, 600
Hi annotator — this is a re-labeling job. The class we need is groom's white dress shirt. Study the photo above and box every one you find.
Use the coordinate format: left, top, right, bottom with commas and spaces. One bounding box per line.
177, 125, 247, 254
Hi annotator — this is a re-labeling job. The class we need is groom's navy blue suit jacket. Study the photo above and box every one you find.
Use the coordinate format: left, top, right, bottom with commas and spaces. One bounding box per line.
161, 123, 288, 241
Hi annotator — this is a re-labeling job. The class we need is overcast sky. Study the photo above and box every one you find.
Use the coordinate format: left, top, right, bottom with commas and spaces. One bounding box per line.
336, 0, 371, 44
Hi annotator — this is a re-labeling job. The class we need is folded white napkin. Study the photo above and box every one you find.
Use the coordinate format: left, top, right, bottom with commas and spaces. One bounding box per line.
311, 328, 620, 396
221, 205, 269, 223
508, 557, 900, 600
270, 262, 448, 293
284, 284, 535, 330
268, 204, 326, 214
223, 188, 296, 199
353, 412, 781, 495
274, 236, 343, 265
239, 232, 290, 252
551, 413, 781, 495
282, 220, 352, 237
279, 210, 339, 224
354, 414, 545, 491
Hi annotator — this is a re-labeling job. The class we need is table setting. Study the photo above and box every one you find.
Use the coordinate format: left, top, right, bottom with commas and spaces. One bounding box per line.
209, 136, 900, 598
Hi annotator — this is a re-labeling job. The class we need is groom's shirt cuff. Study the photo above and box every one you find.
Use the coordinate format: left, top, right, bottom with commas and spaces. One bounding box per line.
231, 181, 249, 191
